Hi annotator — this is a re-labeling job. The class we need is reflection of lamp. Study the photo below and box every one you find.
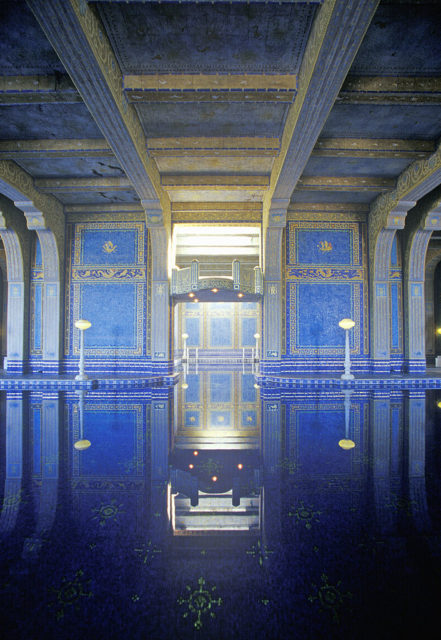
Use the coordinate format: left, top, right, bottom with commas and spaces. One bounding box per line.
181, 366, 188, 390
339, 389, 355, 450
74, 390, 91, 450
254, 333, 260, 360
75, 319, 91, 380
338, 318, 355, 380
182, 332, 189, 361
436, 329, 441, 367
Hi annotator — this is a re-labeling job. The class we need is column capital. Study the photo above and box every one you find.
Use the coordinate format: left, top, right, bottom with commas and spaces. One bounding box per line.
142, 199, 164, 227
385, 201, 416, 230
14, 200, 47, 230
267, 199, 289, 228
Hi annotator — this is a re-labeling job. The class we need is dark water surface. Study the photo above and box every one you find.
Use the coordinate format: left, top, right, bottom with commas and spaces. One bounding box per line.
1, 371, 441, 639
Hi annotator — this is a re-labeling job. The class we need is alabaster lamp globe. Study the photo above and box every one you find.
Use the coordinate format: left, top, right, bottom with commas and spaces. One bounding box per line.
74, 439, 91, 450
75, 319, 92, 331
338, 318, 355, 331
182, 333, 189, 340
338, 438, 356, 450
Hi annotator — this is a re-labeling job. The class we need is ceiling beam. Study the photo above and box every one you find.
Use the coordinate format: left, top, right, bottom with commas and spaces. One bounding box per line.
35, 177, 132, 192
0, 75, 81, 104
124, 74, 297, 103
296, 176, 395, 191
162, 175, 269, 190
264, 0, 380, 221
65, 203, 143, 214
26, 0, 170, 225
0, 139, 114, 159
338, 76, 441, 104
313, 138, 435, 159
147, 137, 280, 158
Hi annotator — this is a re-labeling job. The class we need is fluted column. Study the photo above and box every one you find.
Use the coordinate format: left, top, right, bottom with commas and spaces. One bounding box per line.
369, 201, 415, 373
0, 196, 31, 373
402, 190, 441, 372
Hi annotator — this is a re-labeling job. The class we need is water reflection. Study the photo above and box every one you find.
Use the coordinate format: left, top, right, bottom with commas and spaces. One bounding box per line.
0, 374, 441, 638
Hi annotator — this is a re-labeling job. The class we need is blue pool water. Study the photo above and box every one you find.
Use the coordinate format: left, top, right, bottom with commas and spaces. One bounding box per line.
1, 371, 441, 639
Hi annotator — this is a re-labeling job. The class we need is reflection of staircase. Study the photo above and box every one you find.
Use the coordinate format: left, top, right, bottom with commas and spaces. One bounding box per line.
174, 434, 259, 450
173, 492, 260, 533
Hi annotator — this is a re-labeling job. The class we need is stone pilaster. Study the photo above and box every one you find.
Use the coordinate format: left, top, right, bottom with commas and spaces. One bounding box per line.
147, 200, 172, 373
261, 200, 288, 373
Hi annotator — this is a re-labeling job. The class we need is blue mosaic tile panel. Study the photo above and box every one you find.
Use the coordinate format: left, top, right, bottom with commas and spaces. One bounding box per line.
65, 220, 149, 366
284, 218, 368, 361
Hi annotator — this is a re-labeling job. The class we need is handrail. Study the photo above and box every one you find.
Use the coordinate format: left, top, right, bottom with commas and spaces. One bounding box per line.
171, 259, 263, 296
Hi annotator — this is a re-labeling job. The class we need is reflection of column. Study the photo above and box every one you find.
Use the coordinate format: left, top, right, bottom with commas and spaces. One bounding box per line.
370, 392, 394, 534
23, 393, 60, 560
151, 389, 171, 540
262, 397, 282, 546
405, 391, 431, 532
0, 392, 25, 535
262, 399, 282, 476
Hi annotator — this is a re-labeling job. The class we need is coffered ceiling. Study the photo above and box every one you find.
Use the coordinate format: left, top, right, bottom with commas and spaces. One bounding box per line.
0, 0, 440, 220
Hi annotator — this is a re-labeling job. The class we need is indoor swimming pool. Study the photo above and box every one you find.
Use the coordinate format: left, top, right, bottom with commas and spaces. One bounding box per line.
1, 370, 441, 639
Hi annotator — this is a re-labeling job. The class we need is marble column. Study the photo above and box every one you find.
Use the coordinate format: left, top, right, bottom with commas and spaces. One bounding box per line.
0, 197, 30, 373
369, 201, 415, 373
402, 193, 441, 373
16, 201, 64, 374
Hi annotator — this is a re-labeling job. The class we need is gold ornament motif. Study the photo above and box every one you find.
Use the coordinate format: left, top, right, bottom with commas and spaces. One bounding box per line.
178, 577, 222, 630
102, 240, 117, 254
317, 240, 333, 252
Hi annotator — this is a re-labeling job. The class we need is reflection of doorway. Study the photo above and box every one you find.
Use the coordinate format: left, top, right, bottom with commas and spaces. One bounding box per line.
170, 369, 261, 534
0, 240, 7, 367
